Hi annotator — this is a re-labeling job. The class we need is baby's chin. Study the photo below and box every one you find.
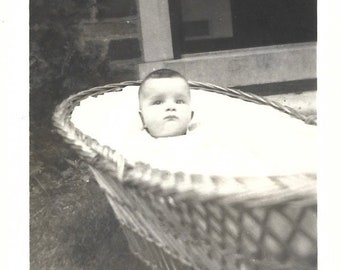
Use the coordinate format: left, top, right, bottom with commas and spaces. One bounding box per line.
148, 122, 188, 138
150, 128, 187, 138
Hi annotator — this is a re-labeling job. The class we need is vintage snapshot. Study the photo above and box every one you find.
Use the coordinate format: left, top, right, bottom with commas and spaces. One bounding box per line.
29, 0, 318, 269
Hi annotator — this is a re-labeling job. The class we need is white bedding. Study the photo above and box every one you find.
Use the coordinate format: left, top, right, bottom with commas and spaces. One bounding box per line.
71, 86, 317, 177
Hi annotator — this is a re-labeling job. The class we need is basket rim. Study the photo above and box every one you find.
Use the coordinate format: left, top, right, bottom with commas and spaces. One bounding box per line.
52, 80, 317, 205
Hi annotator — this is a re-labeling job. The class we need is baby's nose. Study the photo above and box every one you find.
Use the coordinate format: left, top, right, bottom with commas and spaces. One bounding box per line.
166, 101, 176, 111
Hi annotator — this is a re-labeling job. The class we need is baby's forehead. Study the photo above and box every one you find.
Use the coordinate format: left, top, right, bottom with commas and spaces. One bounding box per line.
141, 77, 190, 96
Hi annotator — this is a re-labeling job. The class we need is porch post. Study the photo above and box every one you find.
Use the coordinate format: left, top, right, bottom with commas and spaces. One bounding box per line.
137, 0, 174, 62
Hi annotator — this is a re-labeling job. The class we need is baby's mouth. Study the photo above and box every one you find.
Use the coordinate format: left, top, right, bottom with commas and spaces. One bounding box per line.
164, 115, 178, 120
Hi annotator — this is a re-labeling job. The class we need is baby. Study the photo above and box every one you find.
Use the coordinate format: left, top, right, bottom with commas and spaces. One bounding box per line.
138, 69, 194, 138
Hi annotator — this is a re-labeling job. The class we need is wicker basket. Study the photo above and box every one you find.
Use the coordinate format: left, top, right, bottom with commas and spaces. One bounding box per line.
53, 81, 317, 270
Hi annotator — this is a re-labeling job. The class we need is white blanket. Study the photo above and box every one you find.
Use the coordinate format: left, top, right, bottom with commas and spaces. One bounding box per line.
71, 86, 316, 177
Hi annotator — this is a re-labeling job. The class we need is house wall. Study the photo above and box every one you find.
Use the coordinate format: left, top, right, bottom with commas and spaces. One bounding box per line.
137, 0, 316, 89
75, 0, 316, 114
75, 0, 316, 91
139, 42, 316, 88
77, 0, 142, 83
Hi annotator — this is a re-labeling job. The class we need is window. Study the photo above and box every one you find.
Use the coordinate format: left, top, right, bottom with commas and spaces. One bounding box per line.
170, 0, 317, 55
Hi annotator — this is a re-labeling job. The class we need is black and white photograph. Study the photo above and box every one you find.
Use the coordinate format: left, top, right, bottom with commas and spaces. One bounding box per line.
2, 0, 340, 269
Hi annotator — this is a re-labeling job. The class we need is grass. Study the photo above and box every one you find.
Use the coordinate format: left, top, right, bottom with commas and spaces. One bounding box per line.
30, 101, 149, 269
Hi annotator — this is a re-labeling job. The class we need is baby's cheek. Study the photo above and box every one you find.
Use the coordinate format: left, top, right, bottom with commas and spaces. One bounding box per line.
144, 108, 160, 120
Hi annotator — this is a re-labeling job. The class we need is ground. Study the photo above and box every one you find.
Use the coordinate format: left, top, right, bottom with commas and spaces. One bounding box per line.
30, 99, 148, 269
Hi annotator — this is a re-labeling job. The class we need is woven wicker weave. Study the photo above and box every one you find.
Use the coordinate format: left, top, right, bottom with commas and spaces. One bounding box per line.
53, 81, 317, 270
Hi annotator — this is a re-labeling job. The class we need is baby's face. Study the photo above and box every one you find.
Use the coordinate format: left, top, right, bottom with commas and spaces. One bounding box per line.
139, 77, 193, 138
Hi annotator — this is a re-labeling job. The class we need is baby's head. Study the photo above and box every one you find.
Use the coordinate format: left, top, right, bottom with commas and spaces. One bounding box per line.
138, 69, 194, 138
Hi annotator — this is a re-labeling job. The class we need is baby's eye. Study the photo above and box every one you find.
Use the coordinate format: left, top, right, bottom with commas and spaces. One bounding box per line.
176, 99, 186, 104
152, 100, 163, 105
